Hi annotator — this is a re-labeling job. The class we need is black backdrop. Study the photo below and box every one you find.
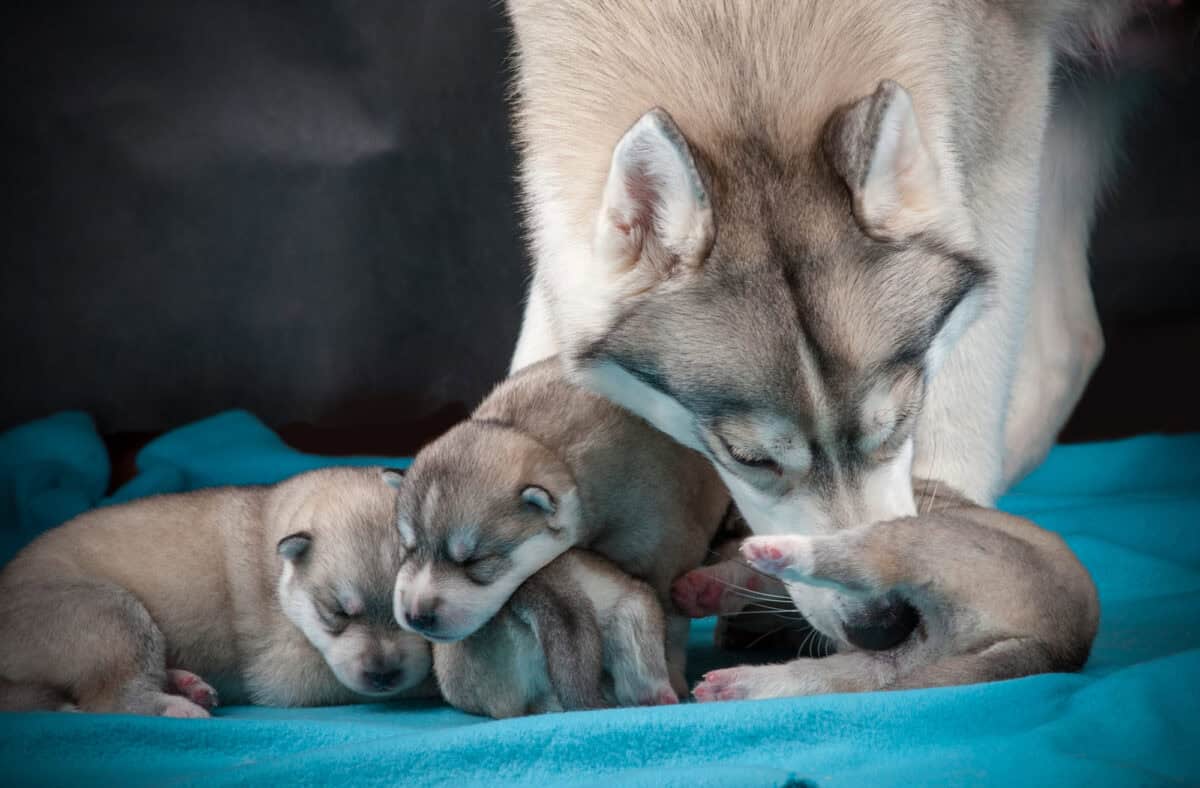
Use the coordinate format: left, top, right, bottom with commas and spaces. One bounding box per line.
2, 2, 1197, 447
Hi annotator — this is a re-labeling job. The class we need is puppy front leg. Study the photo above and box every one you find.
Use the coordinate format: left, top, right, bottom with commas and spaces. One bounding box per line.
738, 534, 885, 598
693, 651, 896, 702
671, 557, 793, 618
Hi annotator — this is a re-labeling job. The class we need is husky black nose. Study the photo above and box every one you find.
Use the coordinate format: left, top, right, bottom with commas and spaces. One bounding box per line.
364, 670, 403, 691
843, 594, 919, 651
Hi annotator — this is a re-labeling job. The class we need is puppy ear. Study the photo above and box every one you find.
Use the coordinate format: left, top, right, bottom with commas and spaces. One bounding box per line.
825, 80, 945, 243
521, 483, 582, 536
520, 485, 556, 515
595, 107, 715, 279
381, 468, 405, 489
277, 532, 313, 562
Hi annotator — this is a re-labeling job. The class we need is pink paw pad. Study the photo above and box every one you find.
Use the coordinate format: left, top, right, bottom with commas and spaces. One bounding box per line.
167, 669, 219, 710
671, 570, 726, 618
740, 540, 790, 575
692, 670, 749, 703
648, 687, 679, 706
159, 695, 211, 719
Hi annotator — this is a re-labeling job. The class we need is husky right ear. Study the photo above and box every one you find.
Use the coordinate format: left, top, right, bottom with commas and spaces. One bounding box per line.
595, 108, 715, 279
824, 80, 947, 244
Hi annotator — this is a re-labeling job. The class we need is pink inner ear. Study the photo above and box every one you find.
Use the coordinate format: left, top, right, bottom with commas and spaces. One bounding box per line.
622, 166, 662, 235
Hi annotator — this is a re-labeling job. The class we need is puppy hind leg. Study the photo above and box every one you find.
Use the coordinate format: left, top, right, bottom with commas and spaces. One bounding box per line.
0, 581, 198, 717
0, 678, 71, 712
605, 594, 677, 707
512, 575, 610, 711
883, 638, 1050, 691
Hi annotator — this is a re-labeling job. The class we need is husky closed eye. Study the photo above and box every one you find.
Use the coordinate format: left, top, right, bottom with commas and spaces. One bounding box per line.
717, 437, 781, 475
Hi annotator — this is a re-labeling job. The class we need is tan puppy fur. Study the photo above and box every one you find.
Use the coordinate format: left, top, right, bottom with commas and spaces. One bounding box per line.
393, 358, 729, 696
434, 549, 676, 719
0, 467, 435, 716
680, 481, 1099, 701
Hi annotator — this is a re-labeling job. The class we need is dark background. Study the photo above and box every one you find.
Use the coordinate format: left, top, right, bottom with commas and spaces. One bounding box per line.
2, 2, 1197, 467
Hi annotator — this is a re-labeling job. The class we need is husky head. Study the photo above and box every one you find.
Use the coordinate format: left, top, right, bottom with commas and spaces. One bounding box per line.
390, 421, 581, 642
274, 467, 432, 699
569, 80, 988, 645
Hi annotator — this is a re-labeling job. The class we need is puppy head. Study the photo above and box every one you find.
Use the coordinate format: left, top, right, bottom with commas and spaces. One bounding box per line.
391, 421, 581, 642
274, 467, 432, 698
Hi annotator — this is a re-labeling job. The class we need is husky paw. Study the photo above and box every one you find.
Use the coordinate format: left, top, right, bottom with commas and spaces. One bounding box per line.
739, 536, 815, 582
158, 694, 212, 719
166, 669, 219, 710
692, 663, 808, 703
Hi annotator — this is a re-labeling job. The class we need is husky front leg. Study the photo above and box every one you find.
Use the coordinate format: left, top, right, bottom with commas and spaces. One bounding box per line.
1004, 78, 1131, 487
510, 275, 559, 373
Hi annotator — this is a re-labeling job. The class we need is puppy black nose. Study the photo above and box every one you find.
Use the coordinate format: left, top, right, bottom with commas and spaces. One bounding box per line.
406, 610, 438, 633
364, 669, 404, 691
843, 594, 919, 651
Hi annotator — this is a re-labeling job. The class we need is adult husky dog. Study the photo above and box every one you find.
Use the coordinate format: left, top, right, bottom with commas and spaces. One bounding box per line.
504, 1, 1152, 697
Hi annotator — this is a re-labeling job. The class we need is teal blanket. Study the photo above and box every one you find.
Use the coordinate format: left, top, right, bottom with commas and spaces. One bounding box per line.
1, 411, 1198, 786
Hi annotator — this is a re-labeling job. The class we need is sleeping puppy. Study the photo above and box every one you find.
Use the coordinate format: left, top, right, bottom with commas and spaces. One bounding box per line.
434, 549, 677, 718
678, 481, 1099, 701
392, 357, 729, 695
0, 467, 435, 716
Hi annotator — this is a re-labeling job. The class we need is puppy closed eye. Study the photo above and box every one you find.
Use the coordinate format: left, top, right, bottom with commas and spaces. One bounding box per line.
319, 600, 359, 634
461, 554, 508, 585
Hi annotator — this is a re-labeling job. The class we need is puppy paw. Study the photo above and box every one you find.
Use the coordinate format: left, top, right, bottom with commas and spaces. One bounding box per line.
740, 536, 815, 583
157, 694, 212, 719
671, 568, 728, 617
640, 684, 680, 707
692, 667, 753, 703
166, 669, 219, 710
693, 663, 811, 703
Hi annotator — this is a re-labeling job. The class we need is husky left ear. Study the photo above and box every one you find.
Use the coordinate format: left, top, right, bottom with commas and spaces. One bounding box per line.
825, 80, 946, 244
595, 107, 715, 279
277, 532, 313, 562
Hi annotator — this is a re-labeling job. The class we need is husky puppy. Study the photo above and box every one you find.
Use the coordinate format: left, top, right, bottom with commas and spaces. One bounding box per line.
392, 358, 729, 695
0, 467, 434, 716
503, 0, 1146, 698
676, 481, 1099, 701
434, 549, 677, 718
